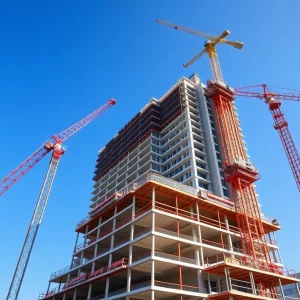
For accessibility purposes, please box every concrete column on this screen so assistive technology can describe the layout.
[87,283,92,299]
[97,216,102,238]
[224,267,230,291]
[217,278,221,293]
[151,212,155,255]
[193,76,224,196]
[195,202,205,293]
[278,279,285,299]
[126,195,136,293]
[224,216,234,257]
[195,202,204,264]
[111,206,118,249]
[227,267,232,290]
[72,288,77,300]
[151,202,155,291]
[62,293,66,300]
[151,290,155,300]
[151,260,155,292]
[105,207,117,298]
[207,272,211,293]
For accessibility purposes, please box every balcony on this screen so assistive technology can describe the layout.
[208,277,293,300]
[89,280,206,300]
[205,254,298,285]
[77,172,279,234]
[39,259,128,299]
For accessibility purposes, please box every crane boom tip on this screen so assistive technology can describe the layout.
[109,98,117,105]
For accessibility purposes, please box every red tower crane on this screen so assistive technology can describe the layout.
[234,84,300,192]
[3,98,116,300]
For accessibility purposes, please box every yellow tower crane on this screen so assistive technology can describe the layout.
[156,19,244,83]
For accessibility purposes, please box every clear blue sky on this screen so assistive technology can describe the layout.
[0,1,299,299]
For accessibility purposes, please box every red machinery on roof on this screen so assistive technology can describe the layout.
[2,98,116,300]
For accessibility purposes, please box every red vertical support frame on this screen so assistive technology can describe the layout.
[206,82,271,265]
[269,102,300,192]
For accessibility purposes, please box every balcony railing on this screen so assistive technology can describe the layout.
[76,172,240,229]
[50,228,151,281]
[89,280,204,300]
[155,227,243,253]
[40,259,128,299]
[74,203,152,254]
[205,253,297,278]
[77,172,278,231]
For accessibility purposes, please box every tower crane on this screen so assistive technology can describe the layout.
[3,98,116,300]
[158,20,278,294]
[234,84,300,192]
[156,19,244,82]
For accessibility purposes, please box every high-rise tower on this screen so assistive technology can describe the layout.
[38,74,299,300]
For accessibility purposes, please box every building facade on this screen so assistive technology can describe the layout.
[38,74,300,300]
[92,73,232,202]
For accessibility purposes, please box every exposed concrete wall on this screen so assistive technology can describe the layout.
[190,74,224,197]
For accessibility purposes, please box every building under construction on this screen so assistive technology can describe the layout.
[38,74,300,300]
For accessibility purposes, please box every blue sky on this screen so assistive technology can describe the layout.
[0,1,299,298]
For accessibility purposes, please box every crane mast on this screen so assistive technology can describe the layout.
[269,101,300,191]
[235,84,300,192]
[2,98,116,299]
[7,146,64,300]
